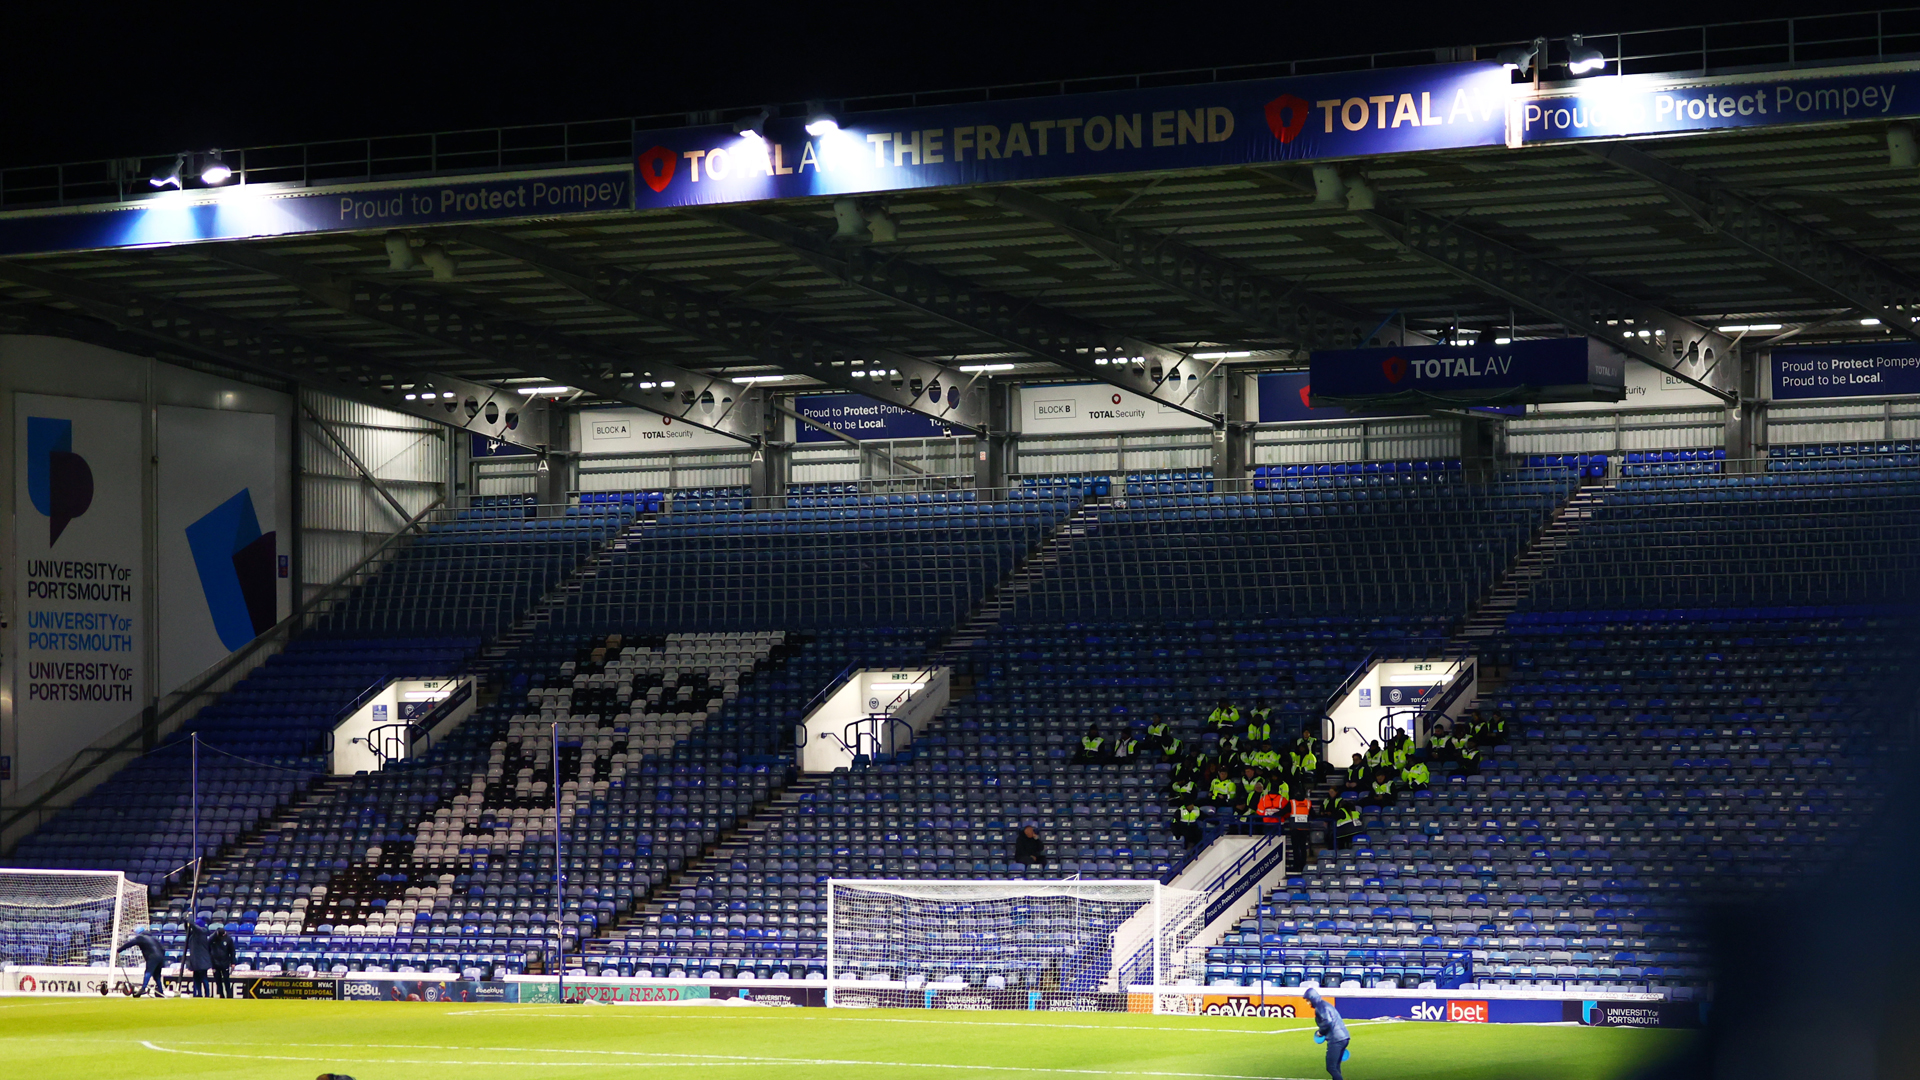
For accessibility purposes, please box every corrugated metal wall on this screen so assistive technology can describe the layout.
[1767,400,1920,445]
[474,458,541,496]
[1016,430,1212,476]
[300,391,448,603]
[1253,417,1461,464]
[1506,407,1726,455]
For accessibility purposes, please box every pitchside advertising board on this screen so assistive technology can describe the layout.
[1308,337,1625,406]
[630,63,1514,208]
[12,394,145,790]
[1770,342,1920,400]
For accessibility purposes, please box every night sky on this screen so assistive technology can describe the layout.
[3,1,1836,169]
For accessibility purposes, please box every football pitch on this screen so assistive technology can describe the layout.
[1,998,1692,1080]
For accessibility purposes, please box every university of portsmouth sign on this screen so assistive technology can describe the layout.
[1308,337,1624,406]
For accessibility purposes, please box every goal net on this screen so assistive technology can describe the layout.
[826,879,1206,1009]
[0,869,149,968]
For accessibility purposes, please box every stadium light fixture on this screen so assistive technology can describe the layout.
[731,375,789,383]
[958,363,1015,372]
[1566,35,1606,75]
[1494,337,1513,345]
[1496,37,1545,77]
[864,205,898,242]
[734,109,770,146]
[1192,351,1252,360]
[1717,323,1782,332]
[805,102,839,136]
[384,233,417,272]
[516,385,571,395]
[1863,318,1884,326]
[198,150,232,185]
[148,152,187,189]
[418,244,458,282]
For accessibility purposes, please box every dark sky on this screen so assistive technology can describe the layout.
[3,0,1834,169]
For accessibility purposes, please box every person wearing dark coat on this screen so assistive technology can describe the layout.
[208,925,237,999]
[184,918,212,998]
[1305,985,1351,1080]
[119,932,167,997]
[1013,825,1046,869]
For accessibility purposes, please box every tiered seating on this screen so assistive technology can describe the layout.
[130,629,923,977]
[5,637,473,893]
[0,907,117,967]
[324,495,637,635]
[1022,461,1575,617]
[557,486,1081,631]
[1203,607,1902,998]
[576,615,1452,981]
[1527,445,1920,608]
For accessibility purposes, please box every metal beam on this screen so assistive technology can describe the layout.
[691,207,1224,425]
[1584,143,1920,343]
[1349,205,1738,402]
[0,261,553,446]
[204,247,761,446]
[451,226,991,435]
[981,187,1433,350]
[301,402,427,533]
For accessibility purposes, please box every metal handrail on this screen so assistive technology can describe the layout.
[6,9,1919,208]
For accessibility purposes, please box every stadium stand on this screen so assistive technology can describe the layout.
[6,450,1909,1001]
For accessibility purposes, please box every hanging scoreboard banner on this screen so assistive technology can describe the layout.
[792,392,958,442]
[630,62,1513,209]
[1769,342,1920,400]
[1307,337,1625,406]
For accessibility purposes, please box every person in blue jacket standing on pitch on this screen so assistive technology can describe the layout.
[1304,985,1350,1080]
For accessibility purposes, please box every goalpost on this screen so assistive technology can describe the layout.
[825,879,1206,1010]
[0,869,150,969]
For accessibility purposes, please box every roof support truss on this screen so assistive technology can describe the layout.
[981,187,1432,350]
[1585,143,1920,344]
[207,247,760,445]
[0,260,551,447]
[694,207,1223,425]
[1351,204,1738,402]
[449,226,989,434]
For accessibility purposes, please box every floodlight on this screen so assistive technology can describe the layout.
[198,150,232,185]
[1566,35,1606,75]
[734,109,770,145]
[419,244,458,282]
[833,198,867,239]
[148,153,186,189]
[1496,37,1545,76]
[805,102,838,136]
[516,386,571,395]
[384,233,417,272]
[863,206,898,242]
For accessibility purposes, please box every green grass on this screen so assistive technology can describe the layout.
[1,998,1691,1079]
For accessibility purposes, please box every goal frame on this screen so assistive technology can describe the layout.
[0,868,142,968]
[824,878,1203,1008]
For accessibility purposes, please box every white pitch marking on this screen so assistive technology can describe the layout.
[139,1039,1321,1078]
[440,1006,1327,1036]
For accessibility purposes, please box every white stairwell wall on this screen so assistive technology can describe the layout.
[796,668,951,773]
[1155,835,1290,984]
[1324,657,1478,768]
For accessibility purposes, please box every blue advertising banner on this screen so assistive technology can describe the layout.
[0,170,633,257]
[1255,372,1522,421]
[1771,342,1920,399]
[1517,62,1920,144]
[631,63,1511,209]
[793,393,958,442]
[1308,338,1623,405]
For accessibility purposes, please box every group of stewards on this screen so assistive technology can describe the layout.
[1121,700,1510,855]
